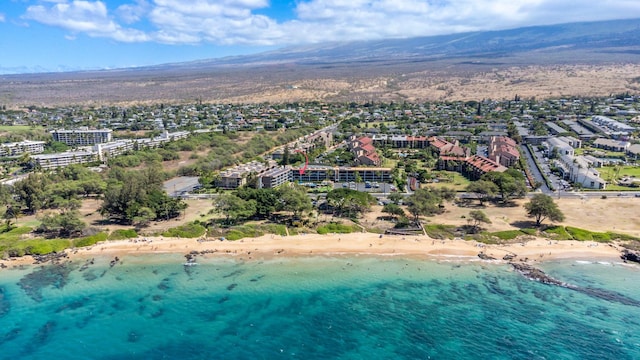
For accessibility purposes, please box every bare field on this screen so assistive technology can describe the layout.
[3,63,640,107]
[363,197,640,237]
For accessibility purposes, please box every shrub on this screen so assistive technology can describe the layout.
[424,224,456,239]
[74,233,108,247]
[108,229,138,240]
[565,226,593,241]
[490,230,524,241]
[162,223,206,238]
[608,232,640,241]
[22,239,71,255]
[543,226,572,240]
[317,223,358,235]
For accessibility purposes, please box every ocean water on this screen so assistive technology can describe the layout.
[1,255,639,360]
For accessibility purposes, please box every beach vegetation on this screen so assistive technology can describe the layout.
[73,233,108,247]
[17,238,71,255]
[108,229,138,240]
[210,223,288,240]
[316,222,360,234]
[543,225,573,239]
[161,222,206,238]
[424,224,457,239]
[489,230,524,241]
[525,194,565,226]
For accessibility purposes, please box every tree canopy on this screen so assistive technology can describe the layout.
[326,188,376,218]
[100,165,186,224]
[481,169,527,203]
[524,194,565,226]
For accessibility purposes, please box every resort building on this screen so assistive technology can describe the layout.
[545,138,575,157]
[554,154,606,189]
[32,151,97,170]
[259,166,293,189]
[0,140,46,157]
[94,141,135,162]
[592,138,630,152]
[289,165,392,184]
[349,136,381,166]
[218,160,278,189]
[488,136,520,168]
[438,155,507,180]
[51,128,113,146]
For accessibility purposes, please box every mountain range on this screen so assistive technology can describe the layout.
[1,18,639,106]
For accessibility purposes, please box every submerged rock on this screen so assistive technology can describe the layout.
[19,263,77,302]
[0,287,10,318]
[0,328,21,345]
[511,262,640,307]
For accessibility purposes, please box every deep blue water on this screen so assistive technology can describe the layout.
[1,255,639,359]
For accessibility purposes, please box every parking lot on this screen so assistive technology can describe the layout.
[298,181,396,194]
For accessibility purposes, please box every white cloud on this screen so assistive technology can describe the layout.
[0,13,5,23]
[19,0,640,47]
[115,0,151,24]
[23,1,149,42]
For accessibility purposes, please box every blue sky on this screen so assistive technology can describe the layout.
[1,0,639,74]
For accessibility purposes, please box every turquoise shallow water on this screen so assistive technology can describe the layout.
[1,255,639,359]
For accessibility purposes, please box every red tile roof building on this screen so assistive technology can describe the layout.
[488,136,520,167]
[438,155,507,180]
[349,135,382,166]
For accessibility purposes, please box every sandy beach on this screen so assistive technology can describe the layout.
[0,232,625,268]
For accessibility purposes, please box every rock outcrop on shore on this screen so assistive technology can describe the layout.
[620,249,640,264]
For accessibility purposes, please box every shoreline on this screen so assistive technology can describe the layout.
[0,232,628,268]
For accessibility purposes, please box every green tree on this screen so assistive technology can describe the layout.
[213,194,256,225]
[388,192,404,205]
[14,173,50,214]
[525,194,565,227]
[326,188,375,218]
[38,210,86,237]
[278,185,312,218]
[133,207,156,227]
[405,188,444,222]
[468,210,491,233]
[382,203,405,218]
[236,187,278,219]
[481,170,526,203]
[466,180,499,205]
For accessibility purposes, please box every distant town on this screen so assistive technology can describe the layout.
[2,95,639,193]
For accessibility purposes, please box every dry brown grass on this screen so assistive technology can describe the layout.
[3,63,640,108]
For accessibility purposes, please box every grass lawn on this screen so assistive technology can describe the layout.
[574,147,626,158]
[423,171,471,191]
[381,157,399,168]
[0,125,33,132]
[599,165,640,190]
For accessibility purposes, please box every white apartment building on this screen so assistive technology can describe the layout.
[51,128,113,146]
[0,140,46,157]
[32,151,97,170]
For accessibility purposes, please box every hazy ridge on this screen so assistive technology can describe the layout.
[1,18,640,106]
